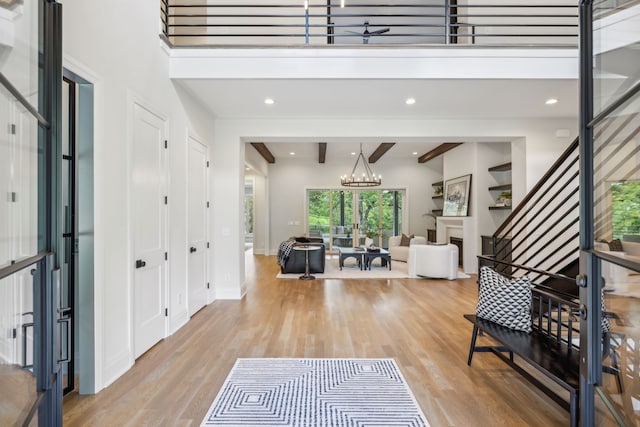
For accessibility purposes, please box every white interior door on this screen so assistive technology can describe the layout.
[187,136,208,316]
[132,103,166,359]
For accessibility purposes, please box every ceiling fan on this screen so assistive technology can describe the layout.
[347,21,390,44]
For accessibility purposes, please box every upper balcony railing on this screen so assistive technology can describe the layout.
[160,1,579,48]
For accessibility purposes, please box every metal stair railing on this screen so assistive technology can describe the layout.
[487,109,640,291]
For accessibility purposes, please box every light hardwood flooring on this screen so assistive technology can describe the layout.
[62,254,618,426]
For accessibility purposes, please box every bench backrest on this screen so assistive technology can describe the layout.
[531,287,580,350]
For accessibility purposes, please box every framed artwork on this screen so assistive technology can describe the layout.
[443,174,471,216]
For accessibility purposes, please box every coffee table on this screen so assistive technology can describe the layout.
[364,249,391,270]
[338,247,364,270]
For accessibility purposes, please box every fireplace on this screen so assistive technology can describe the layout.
[449,237,463,267]
[436,216,475,274]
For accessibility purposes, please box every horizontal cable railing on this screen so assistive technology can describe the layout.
[489,105,640,294]
[491,137,580,285]
[161,1,578,47]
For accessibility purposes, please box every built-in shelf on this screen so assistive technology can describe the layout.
[488,162,512,172]
[488,184,512,192]
[432,181,443,214]
[488,163,512,212]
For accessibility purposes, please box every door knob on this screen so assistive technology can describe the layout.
[190,247,197,253]
[135,259,146,268]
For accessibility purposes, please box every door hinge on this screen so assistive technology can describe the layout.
[165,252,168,261]
[12,328,16,339]
[206,201,210,208]
[165,308,168,317]
[207,282,210,289]
[206,161,210,168]
[164,140,168,149]
[164,196,168,205]
[11,192,16,202]
[207,242,210,249]
[10,124,16,135]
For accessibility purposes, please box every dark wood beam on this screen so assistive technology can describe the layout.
[250,142,275,164]
[368,142,395,164]
[318,142,327,164]
[418,142,464,163]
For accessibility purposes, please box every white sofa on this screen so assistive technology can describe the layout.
[407,243,459,280]
[594,240,640,288]
[388,235,427,262]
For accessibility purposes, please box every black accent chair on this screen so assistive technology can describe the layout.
[280,237,326,274]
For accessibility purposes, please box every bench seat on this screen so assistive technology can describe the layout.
[465,314,580,388]
[464,285,584,427]
[464,314,579,423]
[465,285,622,427]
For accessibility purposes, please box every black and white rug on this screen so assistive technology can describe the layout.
[201,358,430,427]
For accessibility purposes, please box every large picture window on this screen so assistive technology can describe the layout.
[610,181,640,240]
[307,189,403,251]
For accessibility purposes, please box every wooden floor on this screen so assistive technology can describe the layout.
[62,254,614,426]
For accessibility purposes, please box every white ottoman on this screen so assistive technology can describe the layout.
[408,244,459,280]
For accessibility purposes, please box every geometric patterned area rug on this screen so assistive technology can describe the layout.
[200,358,431,426]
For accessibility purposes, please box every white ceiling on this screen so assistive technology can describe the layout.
[175,77,578,160]
[177,78,578,120]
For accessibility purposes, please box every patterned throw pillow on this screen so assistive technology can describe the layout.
[400,233,411,246]
[602,292,612,333]
[476,266,533,333]
[608,239,624,252]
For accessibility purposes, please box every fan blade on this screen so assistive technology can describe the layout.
[345,30,363,36]
[369,28,390,35]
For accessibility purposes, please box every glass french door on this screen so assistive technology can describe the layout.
[307,189,403,252]
[60,77,76,395]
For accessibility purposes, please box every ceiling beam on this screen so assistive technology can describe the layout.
[368,142,396,163]
[250,142,275,164]
[418,142,463,163]
[318,142,327,164]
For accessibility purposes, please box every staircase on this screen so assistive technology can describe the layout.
[484,111,640,297]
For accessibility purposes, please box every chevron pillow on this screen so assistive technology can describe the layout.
[476,266,533,333]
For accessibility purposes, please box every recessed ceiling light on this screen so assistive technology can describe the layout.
[545,98,558,105]
[289,152,295,156]
[412,152,418,156]
[264,98,275,105]
[405,98,416,105]
[351,152,356,156]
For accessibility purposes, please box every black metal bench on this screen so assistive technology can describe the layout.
[465,287,584,427]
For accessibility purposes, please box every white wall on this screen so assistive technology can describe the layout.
[62,0,215,393]
[208,117,578,285]
[58,0,579,394]
[267,155,439,252]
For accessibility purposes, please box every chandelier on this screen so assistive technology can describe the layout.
[340,144,381,187]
